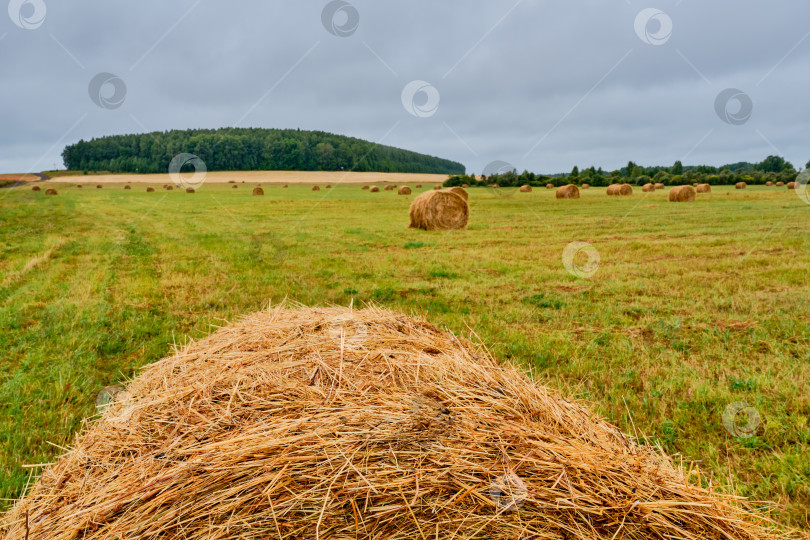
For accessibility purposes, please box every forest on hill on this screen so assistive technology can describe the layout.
[61,128,466,175]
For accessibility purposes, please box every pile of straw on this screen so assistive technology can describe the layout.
[546,183,554,189]
[519,185,532,192]
[124,185,131,190]
[654,183,665,190]
[186,188,195,194]
[233,185,238,189]
[397,186,412,195]
[252,187,264,196]
[787,182,796,189]
[735,182,747,189]
[555,184,580,199]
[581,184,590,189]
[696,184,711,193]
[766,181,774,186]
[312,186,321,192]
[642,183,654,193]
[607,184,633,196]
[385,185,395,191]
[669,185,696,202]
[362,185,370,190]
[146,187,155,193]
[409,190,468,230]
[370,186,380,193]
[31,186,40,191]
[44,188,57,196]
[0,306,787,540]
[434,184,442,190]
[96,185,103,189]
[776,182,785,187]
[415,184,422,188]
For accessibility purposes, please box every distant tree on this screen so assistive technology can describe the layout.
[625,161,637,178]
[671,160,683,175]
[806,159,810,171]
[631,166,644,179]
[755,155,794,173]
[570,166,579,177]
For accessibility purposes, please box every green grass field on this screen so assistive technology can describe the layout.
[1,182,808,531]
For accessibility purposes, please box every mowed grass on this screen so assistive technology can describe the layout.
[1,182,808,530]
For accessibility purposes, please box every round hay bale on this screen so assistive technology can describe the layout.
[96,185,102,189]
[166,185,174,191]
[462,184,469,188]
[766,181,774,186]
[581,184,590,189]
[385,185,395,191]
[555,184,580,199]
[76,184,83,188]
[228,180,235,184]
[519,185,532,193]
[446,186,469,201]
[44,188,57,196]
[654,183,665,190]
[326,184,332,189]
[370,186,380,192]
[415,184,422,188]
[409,190,469,231]
[124,185,131,190]
[669,185,696,202]
[252,187,264,196]
[641,183,654,193]
[735,182,747,189]
[434,184,442,190]
[0,306,780,540]
[787,182,796,189]
[397,186,412,195]
[546,183,554,189]
[607,184,632,196]
[362,185,370,190]
[146,187,155,192]
[232,185,238,189]
[696,183,711,193]
[312,186,320,191]
[491,184,499,189]
[283,184,288,188]
[186,188,195,193]
[31,185,41,191]
[776,181,785,187]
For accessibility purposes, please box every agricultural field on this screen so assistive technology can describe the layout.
[48,170,449,185]
[0,181,808,531]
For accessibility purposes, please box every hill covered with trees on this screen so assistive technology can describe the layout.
[61,128,465,175]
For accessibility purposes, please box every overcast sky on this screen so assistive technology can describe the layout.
[2,0,809,175]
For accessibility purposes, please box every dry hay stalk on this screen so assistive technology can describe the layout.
[787,182,796,189]
[735,182,747,189]
[252,187,264,196]
[186,188,195,193]
[369,186,380,193]
[434,184,442,190]
[641,183,654,193]
[44,188,57,196]
[31,186,41,191]
[607,184,633,196]
[546,183,554,189]
[397,186,412,195]
[312,185,320,191]
[0,306,789,540]
[696,183,711,193]
[362,185,370,190]
[409,190,469,230]
[124,185,131,190]
[654,183,665,190]
[669,185,696,202]
[766,181,774,186]
[581,184,590,189]
[519,185,532,192]
[445,186,469,201]
[556,184,580,199]
[146,187,155,193]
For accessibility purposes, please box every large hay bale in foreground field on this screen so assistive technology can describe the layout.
[696,183,711,193]
[787,182,796,189]
[44,188,57,196]
[409,190,469,230]
[556,184,580,199]
[0,306,783,540]
[642,183,654,192]
[446,186,469,201]
[520,184,532,192]
[31,185,41,191]
[252,187,264,196]
[669,185,696,202]
[607,183,633,196]
[736,182,747,189]
[397,186,412,195]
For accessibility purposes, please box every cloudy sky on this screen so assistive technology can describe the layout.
[2,0,809,175]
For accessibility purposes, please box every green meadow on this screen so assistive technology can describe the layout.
[1,182,808,530]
